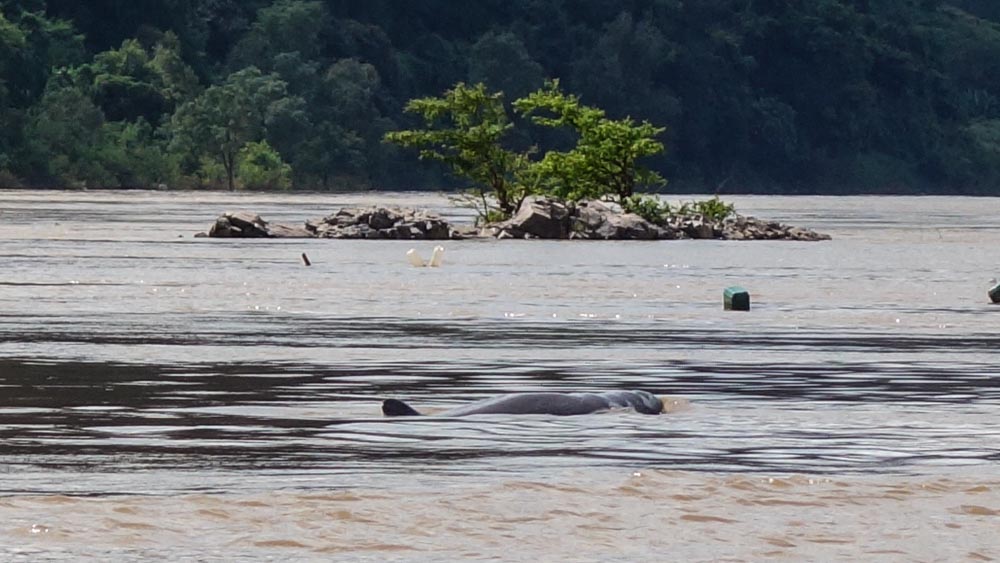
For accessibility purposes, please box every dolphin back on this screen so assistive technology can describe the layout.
[441,390,664,417]
[601,390,663,415]
[382,390,664,417]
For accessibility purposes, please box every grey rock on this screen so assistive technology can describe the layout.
[326,225,365,239]
[503,196,571,239]
[360,208,401,230]
[389,225,415,240]
[267,223,313,238]
[209,211,270,238]
[684,220,715,240]
[301,206,456,239]
[610,213,660,240]
[305,218,324,233]
[574,202,607,230]
[593,220,620,240]
[485,197,675,240]
[421,220,451,240]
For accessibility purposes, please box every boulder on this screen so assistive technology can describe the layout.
[569,200,611,239]
[418,219,452,240]
[486,196,685,240]
[390,224,423,240]
[682,218,715,240]
[614,213,662,240]
[330,209,362,227]
[359,208,402,230]
[592,212,656,240]
[592,220,619,240]
[266,223,313,238]
[209,211,270,238]
[501,196,572,239]
[306,206,455,240]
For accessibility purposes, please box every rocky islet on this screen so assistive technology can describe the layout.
[202,196,830,242]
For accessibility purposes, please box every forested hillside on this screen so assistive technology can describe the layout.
[2,0,1000,193]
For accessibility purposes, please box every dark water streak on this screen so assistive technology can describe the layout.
[2,332,998,493]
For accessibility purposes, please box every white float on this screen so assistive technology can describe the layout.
[407,246,446,268]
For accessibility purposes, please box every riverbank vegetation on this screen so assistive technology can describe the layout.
[2,1,1000,193]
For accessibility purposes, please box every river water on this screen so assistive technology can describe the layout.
[0,190,998,561]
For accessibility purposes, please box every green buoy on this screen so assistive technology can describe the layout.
[724,286,751,311]
[990,280,1000,304]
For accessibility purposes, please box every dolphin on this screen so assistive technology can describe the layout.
[382,390,664,417]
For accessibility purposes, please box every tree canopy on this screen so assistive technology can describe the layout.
[1,0,1000,193]
[385,82,528,217]
[385,80,669,222]
[515,79,666,202]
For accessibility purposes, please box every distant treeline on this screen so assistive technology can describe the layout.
[1,0,1000,194]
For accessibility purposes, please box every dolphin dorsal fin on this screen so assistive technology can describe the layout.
[382,399,422,417]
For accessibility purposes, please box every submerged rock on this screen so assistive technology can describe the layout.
[718,215,830,241]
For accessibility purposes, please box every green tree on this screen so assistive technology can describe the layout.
[228,0,331,71]
[1,9,85,107]
[384,82,531,217]
[293,58,381,188]
[169,67,301,190]
[570,12,676,126]
[93,119,179,187]
[0,13,26,87]
[65,34,199,124]
[150,31,200,106]
[514,80,666,202]
[23,82,178,188]
[78,38,168,122]
[237,140,292,190]
[468,31,545,101]
[0,8,84,182]
[318,58,388,183]
[0,12,26,170]
[24,84,106,185]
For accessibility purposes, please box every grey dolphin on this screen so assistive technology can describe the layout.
[382,390,664,417]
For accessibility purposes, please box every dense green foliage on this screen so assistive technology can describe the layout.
[515,79,666,202]
[2,0,1000,193]
[623,194,736,225]
[385,80,666,220]
[385,82,530,216]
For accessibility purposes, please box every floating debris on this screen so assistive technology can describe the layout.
[406,249,426,268]
[724,286,751,311]
[429,246,445,268]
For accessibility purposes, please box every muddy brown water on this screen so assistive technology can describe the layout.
[0,190,998,561]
